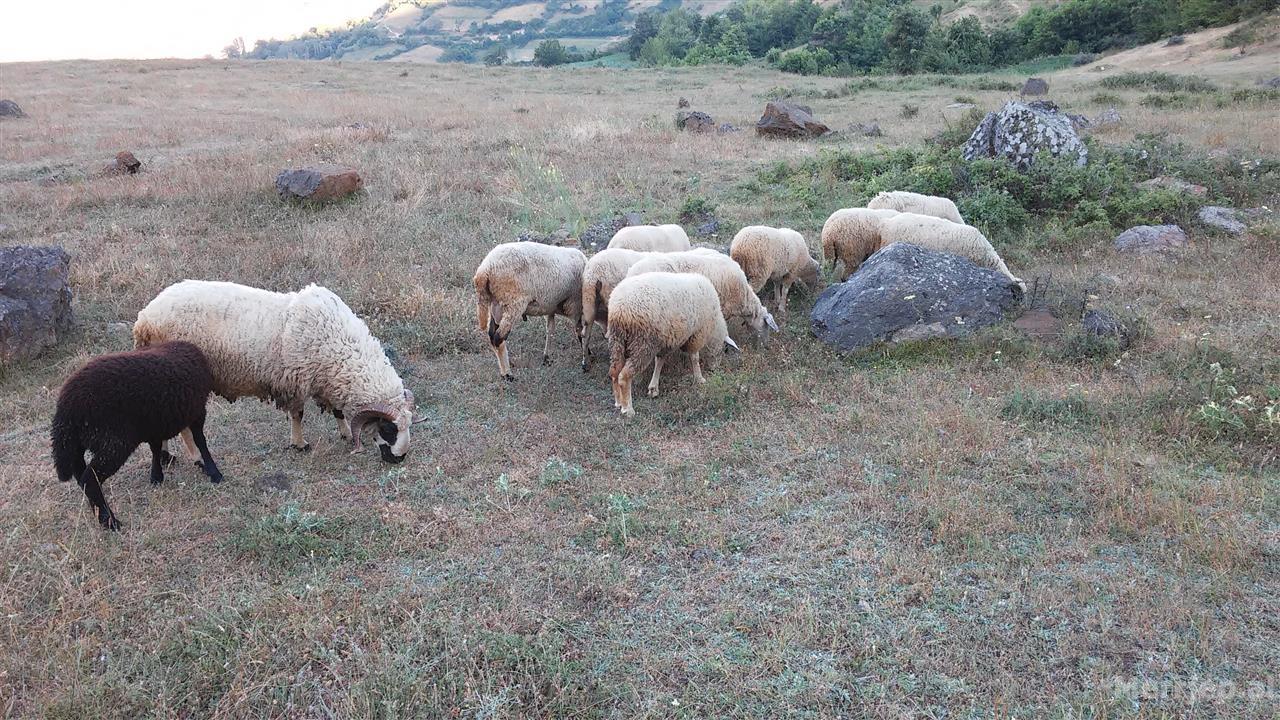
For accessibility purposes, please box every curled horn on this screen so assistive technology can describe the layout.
[348,403,397,453]
[404,387,427,424]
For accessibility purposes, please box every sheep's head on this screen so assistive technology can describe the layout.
[350,388,416,463]
[745,302,779,336]
[797,256,822,291]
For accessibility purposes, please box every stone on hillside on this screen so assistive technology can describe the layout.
[1095,107,1122,126]
[1067,114,1092,131]
[810,243,1022,354]
[962,100,1087,170]
[677,97,690,108]
[0,100,26,118]
[1114,224,1188,255]
[275,164,363,202]
[1081,308,1131,348]
[1136,176,1206,196]
[755,101,829,139]
[848,122,882,137]
[0,245,74,364]
[101,151,141,177]
[1197,206,1245,235]
[717,123,740,133]
[1258,77,1280,89]
[675,110,716,133]
[1020,78,1049,96]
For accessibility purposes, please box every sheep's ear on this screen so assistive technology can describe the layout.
[724,336,741,353]
[764,312,779,332]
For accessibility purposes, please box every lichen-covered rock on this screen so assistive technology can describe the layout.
[1197,206,1246,235]
[1137,176,1206,196]
[1114,225,1188,255]
[755,101,829,139]
[0,245,74,364]
[962,100,1087,170]
[275,164,363,202]
[1095,108,1122,126]
[0,100,26,118]
[810,243,1022,354]
[1081,308,1131,348]
[675,110,716,133]
[101,151,141,177]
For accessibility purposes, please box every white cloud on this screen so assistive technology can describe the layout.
[0,0,387,62]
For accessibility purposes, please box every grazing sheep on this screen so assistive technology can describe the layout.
[867,191,964,223]
[820,208,901,281]
[51,341,223,530]
[473,241,587,380]
[880,213,1026,290]
[607,224,691,252]
[729,226,821,315]
[580,247,651,371]
[134,280,416,463]
[607,272,739,416]
[626,250,779,337]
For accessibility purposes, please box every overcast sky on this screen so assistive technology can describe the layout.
[0,0,386,62]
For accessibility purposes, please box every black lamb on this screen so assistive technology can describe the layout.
[51,340,224,530]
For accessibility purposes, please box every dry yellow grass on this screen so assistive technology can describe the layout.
[0,56,1276,717]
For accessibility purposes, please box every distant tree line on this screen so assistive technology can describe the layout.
[624,0,1279,75]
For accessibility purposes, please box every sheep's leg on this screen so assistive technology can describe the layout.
[647,355,664,397]
[189,417,224,484]
[289,409,309,452]
[490,301,525,381]
[617,347,655,417]
[178,429,200,464]
[690,351,706,384]
[581,320,593,372]
[333,408,351,440]
[78,443,129,530]
[148,441,167,485]
[542,314,555,366]
[780,279,795,315]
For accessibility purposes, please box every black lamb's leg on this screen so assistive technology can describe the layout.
[149,441,167,485]
[189,419,224,484]
[79,445,130,531]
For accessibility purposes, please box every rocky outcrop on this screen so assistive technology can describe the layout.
[0,245,74,364]
[1114,225,1188,255]
[755,101,829,139]
[810,243,1022,354]
[1197,206,1245,235]
[275,164,363,202]
[962,100,1087,170]
[675,110,716,133]
[0,100,26,118]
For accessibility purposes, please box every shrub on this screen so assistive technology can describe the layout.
[900,103,920,119]
[1099,71,1217,93]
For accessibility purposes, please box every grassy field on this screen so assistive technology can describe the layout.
[0,48,1277,718]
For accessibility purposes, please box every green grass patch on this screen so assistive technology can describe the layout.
[1001,391,1096,427]
[1099,71,1217,93]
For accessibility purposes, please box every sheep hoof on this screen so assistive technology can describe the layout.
[291,442,312,453]
[503,374,516,382]
[581,361,590,373]
[150,472,165,486]
[208,471,224,484]
[647,387,659,398]
[620,408,634,417]
[542,355,552,367]
[100,513,120,531]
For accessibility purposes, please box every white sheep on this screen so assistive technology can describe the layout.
[133,280,416,462]
[867,191,964,223]
[880,212,1025,290]
[626,250,778,337]
[579,247,652,371]
[607,224,691,252]
[607,271,738,416]
[820,208,901,281]
[473,241,587,380]
[728,225,821,315]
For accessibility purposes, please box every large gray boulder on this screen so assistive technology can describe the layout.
[1114,224,1188,255]
[0,100,26,118]
[1197,206,1245,235]
[810,243,1022,354]
[0,245,74,364]
[962,100,1087,170]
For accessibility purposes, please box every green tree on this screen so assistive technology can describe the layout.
[884,6,930,73]
[533,39,569,66]
[483,45,507,66]
[716,22,751,64]
[628,11,661,59]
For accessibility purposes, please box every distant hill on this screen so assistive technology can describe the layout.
[242,0,739,64]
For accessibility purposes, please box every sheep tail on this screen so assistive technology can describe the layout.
[50,418,82,483]
[582,279,601,328]
[475,275,492,334]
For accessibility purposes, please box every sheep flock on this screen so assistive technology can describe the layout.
[48,190,1022,530]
